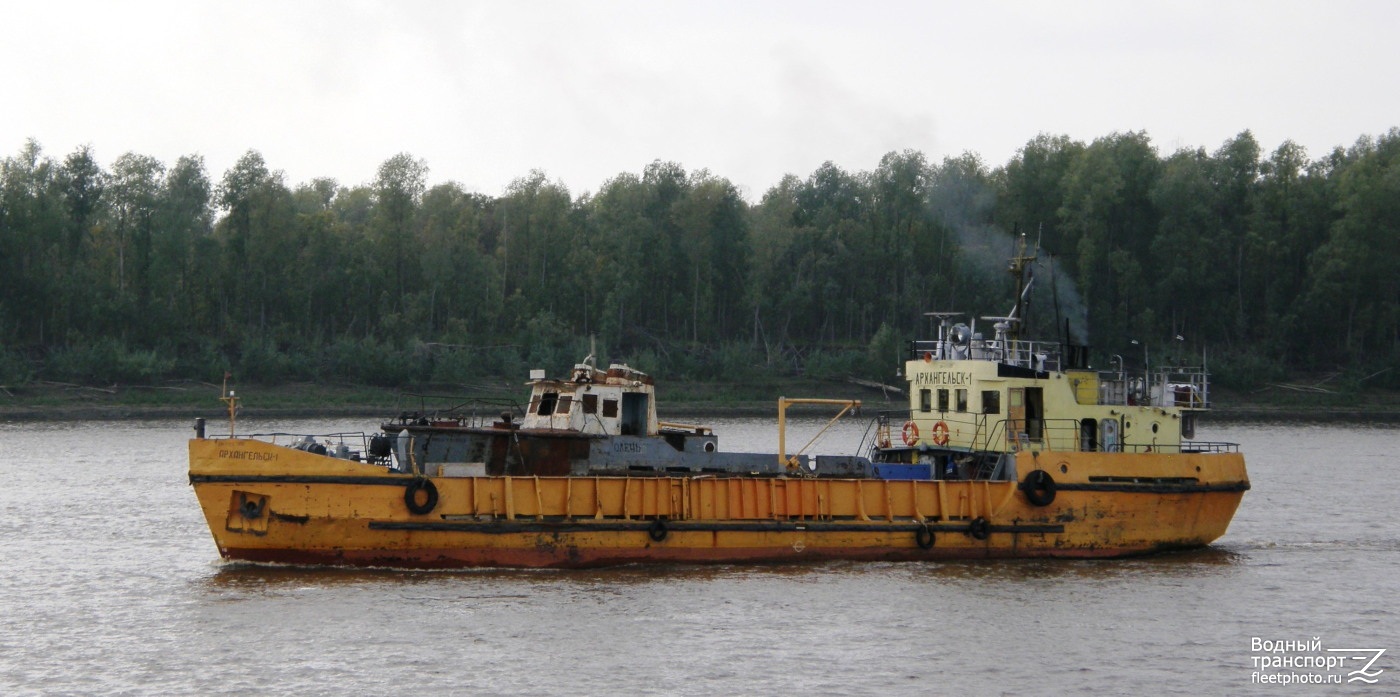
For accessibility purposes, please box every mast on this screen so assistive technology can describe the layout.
[1006,233,1037,342]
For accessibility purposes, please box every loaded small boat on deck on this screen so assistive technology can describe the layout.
[188,245,1248,568]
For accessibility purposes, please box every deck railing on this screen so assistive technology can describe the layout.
[872,411,1238,455]
[908,338,1064,372]
[392,394,526,427]
[204,430,389,462]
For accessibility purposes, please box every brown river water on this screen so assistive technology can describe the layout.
[0,416,1396,695]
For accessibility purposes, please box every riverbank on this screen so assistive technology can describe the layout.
[1,378,1398,423]
[0,378,818,421]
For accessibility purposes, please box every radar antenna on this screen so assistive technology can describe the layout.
[923,312,962,359]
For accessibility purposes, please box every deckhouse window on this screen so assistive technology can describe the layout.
[582,393,598,414]
[937,389,949,412]
[955,389,967,412]
[982,390,1000,414]
[602,398,619,418]
[557,395,573,414]
[919,389,932,413]
[537,391,559,416]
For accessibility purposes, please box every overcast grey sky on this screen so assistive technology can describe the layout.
[4,1,1396,200]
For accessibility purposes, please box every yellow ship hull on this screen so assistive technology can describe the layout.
[190,438,1248,568]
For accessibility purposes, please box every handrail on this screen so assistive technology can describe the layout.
[867,411,1244,458]
[393,394,526,426]
[1121,441,1240,454]
[658,421,712,435]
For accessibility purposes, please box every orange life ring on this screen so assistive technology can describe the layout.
[901,421,920,446]
[931,420,950,446]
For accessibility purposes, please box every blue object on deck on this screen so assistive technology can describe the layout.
[873,463,932,480]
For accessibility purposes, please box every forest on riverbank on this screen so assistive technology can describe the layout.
[1,128,1397,397]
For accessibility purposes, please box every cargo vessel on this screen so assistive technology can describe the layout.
[188,241,1248,568]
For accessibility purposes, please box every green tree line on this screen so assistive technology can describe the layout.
[1,129,1396,390]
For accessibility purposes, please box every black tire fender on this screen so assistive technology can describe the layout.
[404,478,439,515]
[647,519,669,542]
[968,517,990,540]
[1021,469,1057,507]
[916,524,935,550]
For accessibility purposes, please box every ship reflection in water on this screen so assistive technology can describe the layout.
[199,544,1248,590]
